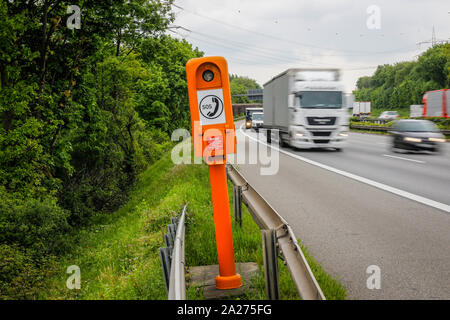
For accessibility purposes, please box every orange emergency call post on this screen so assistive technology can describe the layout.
[186,56,242,290]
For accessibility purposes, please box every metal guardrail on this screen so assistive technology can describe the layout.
[350,123,450,135]
[159,205,187,300]
[350,124,390,132]
[351,118,389,125]
[227,165,326,300]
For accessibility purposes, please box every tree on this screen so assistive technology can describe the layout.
[59,54,154,223]
[138,35,204,133]
[0,0,175,199]
[105,0,174,57]
[229,74,261,104]
[353,44,450,110]
[230,74,261,90]
[415,45,448,87]
[1,0,202,298]
[356,76,371,89]
[230,81,250,104]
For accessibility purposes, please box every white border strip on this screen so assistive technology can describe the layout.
[383,154,425,164]
[239,125,450,213]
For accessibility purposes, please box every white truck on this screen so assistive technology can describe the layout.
[245,107,263,129]
[250,112,264,131]
[352,101,371,117]
[410,104,424,118]
[263,68,349,150]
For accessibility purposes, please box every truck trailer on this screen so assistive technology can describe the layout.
[352,101,371,117]
[262,68,349,150]
[422,89,449,118]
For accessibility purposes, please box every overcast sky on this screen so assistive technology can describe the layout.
[169,0,450,92]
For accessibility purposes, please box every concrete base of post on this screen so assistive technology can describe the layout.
[187,262,259,299]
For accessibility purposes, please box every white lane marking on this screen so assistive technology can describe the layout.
[383,154,425,164]
[239,124,450,213]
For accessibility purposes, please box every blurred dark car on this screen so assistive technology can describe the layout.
[390,119,445,153]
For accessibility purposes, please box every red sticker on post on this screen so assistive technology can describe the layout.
[206,136,224,152]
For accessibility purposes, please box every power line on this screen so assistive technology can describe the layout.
[187,27,423,65]
[170,29,330,66]
[172,3,420,56]
[169,30,298,65]
[169,29,380,71]
[176,31,303,64]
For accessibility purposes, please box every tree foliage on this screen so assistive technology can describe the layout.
[229,74,261,103]
[137,35,204,133]
[353,44,450,110]
[0,0,203,298]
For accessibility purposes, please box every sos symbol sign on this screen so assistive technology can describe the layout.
[197,88,226,126]
[199,95,224,119]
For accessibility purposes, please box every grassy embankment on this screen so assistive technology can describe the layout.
[39,141,346,300]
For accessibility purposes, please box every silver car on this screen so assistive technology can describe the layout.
[379,111,399,120]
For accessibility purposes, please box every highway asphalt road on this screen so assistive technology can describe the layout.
[233,123,450,299]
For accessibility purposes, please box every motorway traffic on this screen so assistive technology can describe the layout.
[235,122,450,299]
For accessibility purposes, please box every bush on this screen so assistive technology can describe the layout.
[0,244,41,299]
[0,188,70,255]
[0,189,68,299]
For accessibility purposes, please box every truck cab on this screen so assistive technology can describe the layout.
[289,83,348,150]
[263,68,348,150]
[286,69,349,150]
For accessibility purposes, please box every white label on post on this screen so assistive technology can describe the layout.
[197,88,226,126]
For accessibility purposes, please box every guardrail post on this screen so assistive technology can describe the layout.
[164,233,173,251]
[168,223,177,247]
[233,185,242,227]
[262,229,280,300]
[159,247,171,293]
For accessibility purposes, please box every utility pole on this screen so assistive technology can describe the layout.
[417,26,448,48]
[431,26,436,46]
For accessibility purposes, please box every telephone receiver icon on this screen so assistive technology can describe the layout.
[207,97,220,117]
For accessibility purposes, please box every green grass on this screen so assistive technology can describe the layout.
[39,141,346,300]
